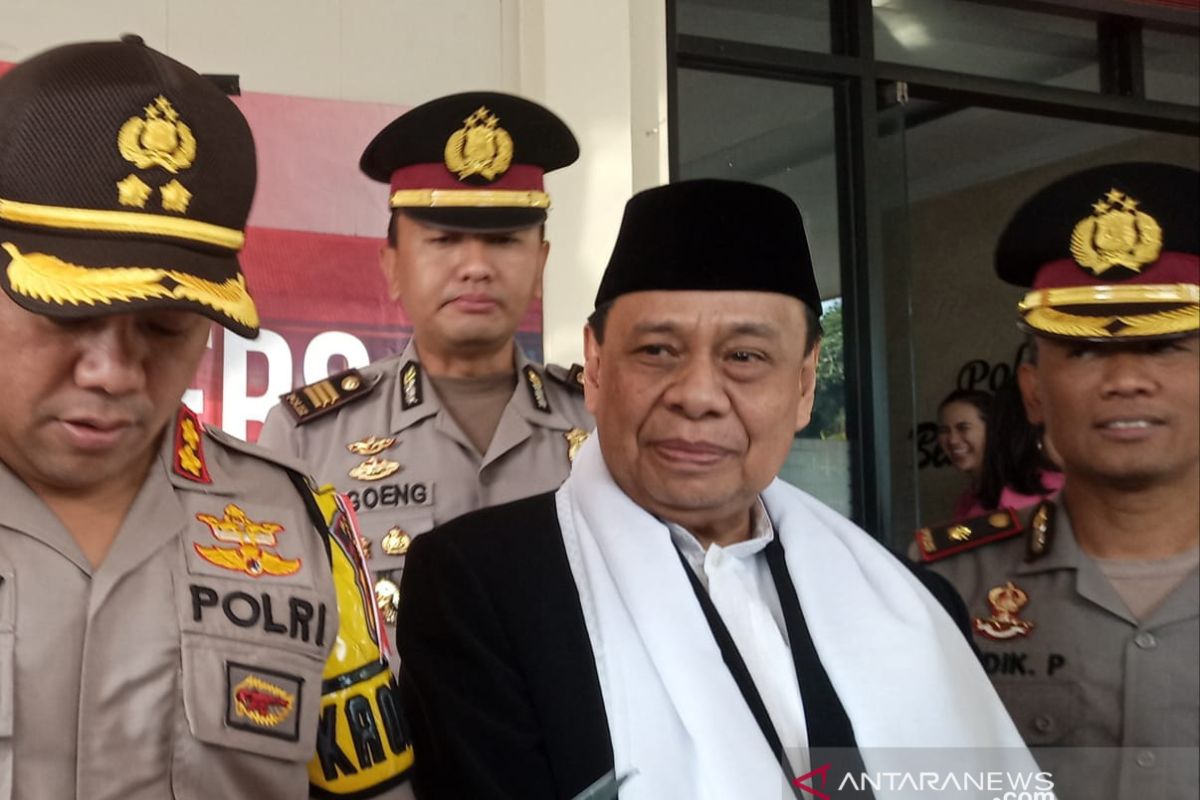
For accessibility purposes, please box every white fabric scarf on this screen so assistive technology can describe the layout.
[556,437,1040,800]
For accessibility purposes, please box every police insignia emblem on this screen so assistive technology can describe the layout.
[349,456,402,482]
[974,581,1035,640]
[443,105,514,181]
[1070,187,1163,275]
[381,526,411,556]
[375,578,401,625]
[347,435,396,456]
[565,427,589,463]
[194,504,302,578]
[232,674,295,728]
[524,365,550,413]
[401,361,422,410]
[118,95,197,173]
[173,406,211,483]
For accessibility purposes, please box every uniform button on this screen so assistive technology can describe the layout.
[1134,632,1158,650]
[1136,750,1156,768]
[1032,715,1055,733]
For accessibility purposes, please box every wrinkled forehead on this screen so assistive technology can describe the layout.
[607,289,810,334]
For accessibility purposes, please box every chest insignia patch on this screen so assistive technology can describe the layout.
[565,427,589,463]
[194,504,302,578]
[349,456,402,482]
[226,662,302,741]
[381,526,412,556]
[974,581,1035,641]
[347,435,396,456]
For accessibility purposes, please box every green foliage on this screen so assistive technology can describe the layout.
[800,299,846,440]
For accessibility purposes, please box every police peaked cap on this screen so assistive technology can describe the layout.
[0,36,261,337]
[996,162,1198,342]
[360,91,579,232]
[594,179,823,317]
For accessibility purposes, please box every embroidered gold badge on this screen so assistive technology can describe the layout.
[346,435,396,456]
[116,174,152,208]
[349,456,402,482]
[443,106,514,181]
[232,674,295,727]
[117,95,197,174]
[177,415,204,478]
[565,427,589,463]
[974,581,1035,640]
[375,578,401,625]
[1070,188,1162,275]
[381,526,411,556]
[194,504,301,578]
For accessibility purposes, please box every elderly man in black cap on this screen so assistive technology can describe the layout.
[919,162,1199,800]
[0,38,412,799]
[396,180,1039,800]
[259,93,592,627]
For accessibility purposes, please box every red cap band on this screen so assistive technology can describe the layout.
[389,163,545,194]
[1033,252,1200,290]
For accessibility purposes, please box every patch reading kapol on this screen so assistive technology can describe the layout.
[226,662,303,741]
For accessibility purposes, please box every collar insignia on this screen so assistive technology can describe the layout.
[346,435,396,456]
[524,365,551,413]
[349,456,402,482]
[401,361,423,410]
[444,106,513,181]
[974,581,1035,640]
[194,503,301,578]
[565,427,589,463]
[173,405,211,484]
[1070,187,1162,276]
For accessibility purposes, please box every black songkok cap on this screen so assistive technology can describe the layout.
[0,35,260,337]
[594,179,822,316]
[995,162,1198,342]
[360,91,579,232]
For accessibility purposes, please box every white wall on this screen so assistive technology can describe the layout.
[0,0,668,366]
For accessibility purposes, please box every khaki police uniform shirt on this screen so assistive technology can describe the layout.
[928,501,1199,800]
[258,340,593,598]
[0,410,413,800]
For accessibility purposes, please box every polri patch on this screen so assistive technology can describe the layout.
[226,662,303,741]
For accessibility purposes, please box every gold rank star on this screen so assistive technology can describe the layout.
[117,174,152,208]
[160,179,192,213]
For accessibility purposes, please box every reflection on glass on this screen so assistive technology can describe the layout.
[675,0,830,52]
[676,68,850,515]
[1144,27,1200,105]
[873,0,1099,90]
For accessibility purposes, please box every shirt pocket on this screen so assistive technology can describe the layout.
[992,677,1081,746]
[172,634,325,800]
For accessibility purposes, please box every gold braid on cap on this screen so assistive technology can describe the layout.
[1022,305,1199,339]
[3,242,259,329]
[389,189,550,209]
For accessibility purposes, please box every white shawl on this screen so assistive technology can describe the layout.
[556,437,1040,800]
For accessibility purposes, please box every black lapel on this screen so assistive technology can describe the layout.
[765,536,874,799]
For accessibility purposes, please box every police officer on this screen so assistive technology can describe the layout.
[259,93,592,625]
[916,163,1199,800]
[0,38,412,798]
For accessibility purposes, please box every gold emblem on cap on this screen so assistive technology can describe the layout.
[116,174,152,209]
[974,581,1035,640]
[565,428,589,463]
[375,578,401,625]
[347,435,396,456]
[349,456,402,481]
[1070,188,1163,276]
[118,96,197,174]
[444,106,514,181]
[382,526,412,556]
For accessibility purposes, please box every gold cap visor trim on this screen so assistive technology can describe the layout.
[1019,283,1199,310]
[0,197,245,251]
[1019,282,1199,339]
[3,242,259,330]
[389,189,551,209]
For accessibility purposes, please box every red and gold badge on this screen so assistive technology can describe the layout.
[974,581,1035,640]
[194,503,301,578]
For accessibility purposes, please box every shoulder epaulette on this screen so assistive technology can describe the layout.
[172,405,212,484]
[545,362,586,394]
[279,367,375,425]
[914,507,1021,563]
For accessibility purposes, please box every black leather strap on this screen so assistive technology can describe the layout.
[673,547,805,799]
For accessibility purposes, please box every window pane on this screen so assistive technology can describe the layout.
[676,0,831,53]
[873,0,1100,90]
[676,69,850,516]
[1144,26,1200,105]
